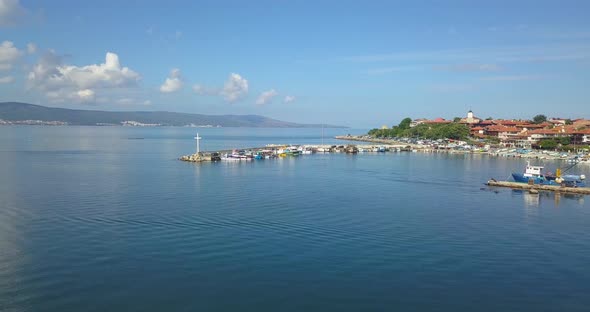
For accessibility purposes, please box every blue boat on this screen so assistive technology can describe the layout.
[512,161,586,187]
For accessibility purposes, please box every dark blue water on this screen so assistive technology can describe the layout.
[1,126,589,312]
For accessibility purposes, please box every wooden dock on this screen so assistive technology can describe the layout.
[487,180,590,195]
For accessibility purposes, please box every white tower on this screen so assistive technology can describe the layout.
[194,133,202,154]
[467,110,474,119]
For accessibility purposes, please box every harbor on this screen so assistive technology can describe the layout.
[180,133,590,198]
[179,143,411,162]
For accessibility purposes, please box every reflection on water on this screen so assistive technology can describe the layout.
[523,192,540,207]
[516,189,586,208]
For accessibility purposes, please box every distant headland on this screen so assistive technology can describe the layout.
[0,102,346,128]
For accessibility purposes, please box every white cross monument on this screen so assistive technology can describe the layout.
[194,133,202,155]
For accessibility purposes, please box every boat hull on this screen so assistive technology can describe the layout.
[512,173,586,187]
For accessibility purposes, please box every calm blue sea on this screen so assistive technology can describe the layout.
[1,126,589,312]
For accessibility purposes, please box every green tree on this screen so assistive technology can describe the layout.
[558,137,571,145]
[453,117,461,123]
[565,119,573,125]
[538,139,557,150]
[532,114,547,124]
[398,117,412,130]
[486,117,493,120]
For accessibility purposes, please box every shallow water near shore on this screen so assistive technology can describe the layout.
[1,126,589,312]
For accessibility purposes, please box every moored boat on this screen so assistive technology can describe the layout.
[511,161,586,187]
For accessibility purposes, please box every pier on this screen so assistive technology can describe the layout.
[179,143,412,162]
[486,180,590,195]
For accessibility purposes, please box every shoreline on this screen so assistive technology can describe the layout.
[335,135,590,161]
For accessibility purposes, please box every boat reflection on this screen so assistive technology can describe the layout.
[513,190,586,208]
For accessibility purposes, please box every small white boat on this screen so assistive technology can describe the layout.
[222,153,252,161]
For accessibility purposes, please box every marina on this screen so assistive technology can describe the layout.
[179,134,590,163]
[178,143,410,162]
[179,133,413,162]
[179,134,590,198]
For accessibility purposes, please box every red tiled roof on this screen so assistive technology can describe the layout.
[493,119,518,124]
[571,129,590,135]
[528,129,564,135]
[516,123,544,128]
[424,118,452,124]
[485,125,521,133]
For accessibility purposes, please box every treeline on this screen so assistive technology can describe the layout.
[368,118,470,140]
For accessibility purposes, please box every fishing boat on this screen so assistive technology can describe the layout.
[511,161,586,187]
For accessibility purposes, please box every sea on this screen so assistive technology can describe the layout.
[0,126,589,312]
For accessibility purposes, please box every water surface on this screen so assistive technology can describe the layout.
[0,126,589,312]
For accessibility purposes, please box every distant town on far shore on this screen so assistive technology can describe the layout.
[368,110,590,150]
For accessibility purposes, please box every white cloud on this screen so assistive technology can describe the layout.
[28,50,141,103]
[256,89,278,105]
[26,42,36,54]
[0,75,14,83]
[283,95,296,104]
[193,73,249,103]
[220,73,248,102]
[0,41,21,69]
[0,0,27,27]
[159,68,183,93]
[77,89,95,101]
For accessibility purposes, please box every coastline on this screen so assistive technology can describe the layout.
[335,135,590,161]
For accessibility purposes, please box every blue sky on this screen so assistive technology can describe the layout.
[1,0,589,127]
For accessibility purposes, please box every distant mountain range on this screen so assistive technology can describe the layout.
[0,102,345,128]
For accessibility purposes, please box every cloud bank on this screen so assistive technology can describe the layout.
[27,51,141,103]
